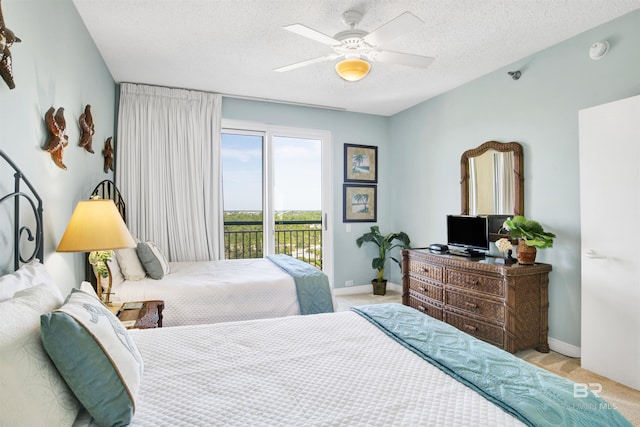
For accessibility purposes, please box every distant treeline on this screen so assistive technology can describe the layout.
[224,211,321,229]
[223,210,323,268]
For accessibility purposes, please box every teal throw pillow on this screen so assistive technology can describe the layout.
[136,241,170,280]
[40,289,144,427]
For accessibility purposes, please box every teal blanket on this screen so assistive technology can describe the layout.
[352,303,632,427]
[267,255,334,315]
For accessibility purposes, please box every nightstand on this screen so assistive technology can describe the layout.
[117,300,164,329]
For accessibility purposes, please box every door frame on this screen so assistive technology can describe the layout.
[222,119,333,286]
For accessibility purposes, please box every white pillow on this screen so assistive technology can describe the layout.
[0,284,80,425]
[0,261,60,302]
[115,248,146,280]
[79,280,100,300]
[107,256,125,286]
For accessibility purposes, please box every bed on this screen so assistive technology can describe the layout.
[87,180,334,326]
[0,150,633,426]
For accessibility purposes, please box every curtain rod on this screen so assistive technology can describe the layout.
[118,81,346,112]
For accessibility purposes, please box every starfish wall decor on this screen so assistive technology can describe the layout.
[103,137,114,173]
[0,0,21,89]
[43,107,69,170]
[79,104,95,153]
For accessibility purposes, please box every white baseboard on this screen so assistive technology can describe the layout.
[333,282,402,296]
[548,337,581,358]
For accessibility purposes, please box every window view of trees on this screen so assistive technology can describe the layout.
[221,131,323,270]
[224,210,322,268]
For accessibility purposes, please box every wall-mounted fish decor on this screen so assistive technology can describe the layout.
[0,0,21,89]
[79,104,95,153]
[43,107,69,170]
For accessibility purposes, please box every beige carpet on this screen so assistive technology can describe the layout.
[334,291,640,425]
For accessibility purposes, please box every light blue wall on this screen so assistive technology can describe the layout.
[222,98,391,290]
[390,9,640,348]
[3,0,638,349]
[0,0,115,295]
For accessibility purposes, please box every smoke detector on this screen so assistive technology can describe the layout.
[589,41,609,60]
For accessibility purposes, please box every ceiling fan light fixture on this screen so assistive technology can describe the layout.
[335,58,370,81]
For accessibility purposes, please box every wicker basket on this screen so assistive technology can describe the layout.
[372,279,387,295]
[517,239,537,264]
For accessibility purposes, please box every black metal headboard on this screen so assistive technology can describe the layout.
[0,150,44,271]
[90,179,126,222]
[85,179,127,285]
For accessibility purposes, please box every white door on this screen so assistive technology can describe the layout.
[579,94,640,390]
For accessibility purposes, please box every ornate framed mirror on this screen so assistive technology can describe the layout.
[460,141,524,218]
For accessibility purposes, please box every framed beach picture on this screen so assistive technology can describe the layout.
[344,144,378,183]
[343,184,377,223]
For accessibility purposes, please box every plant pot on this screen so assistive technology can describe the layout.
[517,239,537,264]
[372,279,387,296]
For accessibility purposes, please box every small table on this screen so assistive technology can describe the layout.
[116,300,164,329]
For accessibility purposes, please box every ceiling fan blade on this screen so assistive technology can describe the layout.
[373,50,434,68]
[282,24,340,46]
[274,54,340,72]
[363,12,424,46]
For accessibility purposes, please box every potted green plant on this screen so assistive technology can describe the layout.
[502,216,555,264]
[356,226,411,295]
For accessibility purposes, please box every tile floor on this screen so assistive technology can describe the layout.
[334,290,402,312]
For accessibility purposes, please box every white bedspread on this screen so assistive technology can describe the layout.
[119,311,524,426]
[111,258,300,326]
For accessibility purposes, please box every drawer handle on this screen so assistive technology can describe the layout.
[464,302,478,309]
[463,324,478,332]
[418,286,427,292]
[420,267,429,274]
[417,305,426,312]
[470,279,481,286]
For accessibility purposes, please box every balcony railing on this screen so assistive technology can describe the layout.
[224,220,322,269]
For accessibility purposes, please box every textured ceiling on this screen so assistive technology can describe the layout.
[72,0,640,116]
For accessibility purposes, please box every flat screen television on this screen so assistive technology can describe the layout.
[447,215,489,254]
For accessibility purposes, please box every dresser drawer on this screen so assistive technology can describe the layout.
[408,277,442,301]
[445,311,504,348]
[445,290,504,323]
[408,293,443,320]
[445,270,503,297]
[408,259,443,282]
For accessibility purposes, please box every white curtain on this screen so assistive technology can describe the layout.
[468,158,478,215]
[494,152,514,214]
[116,83,223,261]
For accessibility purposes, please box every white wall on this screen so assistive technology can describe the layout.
[0,0,115,295]
[390,9,640,350]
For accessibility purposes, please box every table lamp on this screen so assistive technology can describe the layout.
[57,199,135,304]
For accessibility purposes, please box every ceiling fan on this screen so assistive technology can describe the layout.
[274,9,434,82]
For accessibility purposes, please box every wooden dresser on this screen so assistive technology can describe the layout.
[402,249,552,353]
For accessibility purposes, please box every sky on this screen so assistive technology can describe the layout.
[221,133,322,211]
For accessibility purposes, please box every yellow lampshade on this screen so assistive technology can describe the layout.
[335,58,371,82]
[57,199,135,252]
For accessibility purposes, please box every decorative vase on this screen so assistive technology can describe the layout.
[517,239,537,264]
[372,279,387,296]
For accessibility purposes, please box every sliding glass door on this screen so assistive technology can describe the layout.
[221,131,264,259]
[221,122,331,276]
